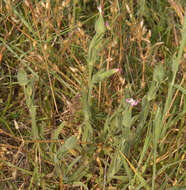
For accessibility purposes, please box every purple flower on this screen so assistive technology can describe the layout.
[105,20,111,30]
[105,21,109,27]
[126,98,139,106]
[116,68,120,72]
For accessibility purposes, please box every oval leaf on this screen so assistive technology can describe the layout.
[17,68,28,86]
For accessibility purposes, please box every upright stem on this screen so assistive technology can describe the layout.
[88,63,93,105]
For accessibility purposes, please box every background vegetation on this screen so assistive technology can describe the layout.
[0,0,185,189]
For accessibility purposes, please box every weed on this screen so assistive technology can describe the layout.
[0,0,185,189]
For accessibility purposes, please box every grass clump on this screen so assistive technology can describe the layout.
[0,0,185,189]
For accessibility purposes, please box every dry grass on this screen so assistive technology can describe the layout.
[0,0,185,189]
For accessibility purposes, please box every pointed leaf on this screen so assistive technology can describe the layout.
[92,68,119,84]
[95,13,105,35]
[153,64,164,83]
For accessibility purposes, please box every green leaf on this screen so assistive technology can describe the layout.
[30,105,38,139]
[95,13,105,35]
[64,135,78,150]
[17,68,29,86]
[122,109,132,128]
[153,64,164,83]
[56,136,78,159]
[88,33,104,64]
[66,156,82,175]
[51,122,66,140]
[50,122,66,153]
[25,83,33,98]
[171,56,179,75]
[107,153,122,181]
[147,82,158,101]
[92,68,118,84]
